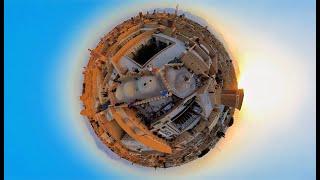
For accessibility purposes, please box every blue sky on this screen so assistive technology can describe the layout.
[5,0,316,179]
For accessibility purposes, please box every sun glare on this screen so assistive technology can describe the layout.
[237,52,301,122]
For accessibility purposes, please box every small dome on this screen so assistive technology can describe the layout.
[123,81,137,98]
[166,67,196,98]
[115,87,124,101]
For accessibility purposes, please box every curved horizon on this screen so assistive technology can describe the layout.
[5,0,315,179]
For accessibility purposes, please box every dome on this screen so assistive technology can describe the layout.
[165,66,196,98]
[123,81,137,98]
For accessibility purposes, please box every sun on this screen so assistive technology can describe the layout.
[237,52,300,121]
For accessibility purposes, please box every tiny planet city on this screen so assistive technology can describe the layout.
[80,7,244,168]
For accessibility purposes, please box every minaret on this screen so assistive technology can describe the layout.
[139,12,144,23]
[171,4,179,34]
[175,4,179,17]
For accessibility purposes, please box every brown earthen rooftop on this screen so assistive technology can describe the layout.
[80,8,243,168]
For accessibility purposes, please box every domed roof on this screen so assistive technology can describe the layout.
[123,81,137,98]
[165,67,196,98]
[115,87,124,100]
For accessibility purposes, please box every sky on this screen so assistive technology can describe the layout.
[4,0,316,180]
